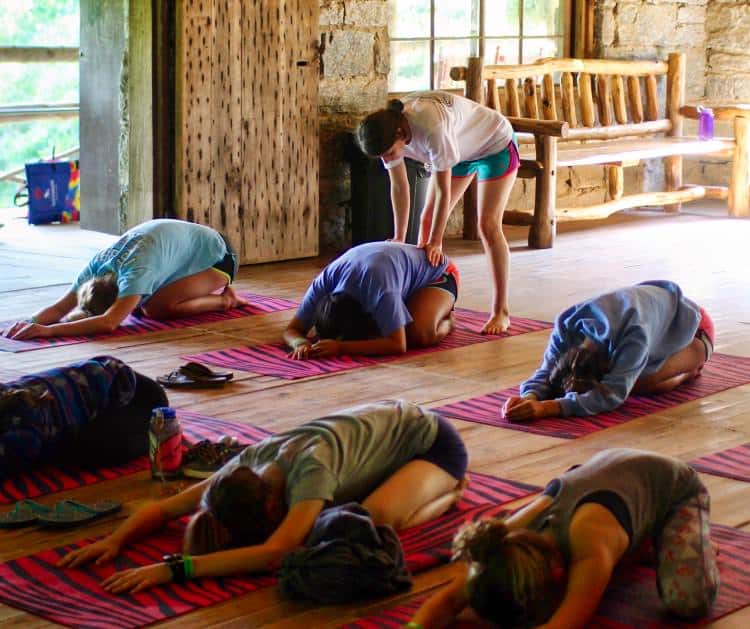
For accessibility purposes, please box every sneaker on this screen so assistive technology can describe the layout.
[182,438,246,479]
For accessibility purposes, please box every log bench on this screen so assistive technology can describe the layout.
[450,54,750,248]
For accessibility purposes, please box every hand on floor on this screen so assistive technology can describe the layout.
[2,321,49,340]
[101,562,172,594]
[57,538,122,569]
[288,340,313,360]
[503,396,549,422]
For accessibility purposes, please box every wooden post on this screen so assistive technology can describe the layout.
[542,74,557,120]
[506,78,521,116]
[466,56,484,104]
[607,165,624,200]
[561,72,577,127]
[627,76,644,123]
[579,73,595,127]
[529,135,557,249]
[612,75,627,124]
[597,75,612,126]
[524,77,539,118]
[664,52,686,212]
[463,56,484,240]
[487,78,501,112]
[729,115,750,217]
[645,74,659,121]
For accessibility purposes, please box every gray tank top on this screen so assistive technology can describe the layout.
[527,448,704,561]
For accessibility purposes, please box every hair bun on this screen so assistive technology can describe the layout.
[387,99,404,113]
[453,518,509,563]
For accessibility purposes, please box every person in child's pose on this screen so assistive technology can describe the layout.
[503,280,714,422]
[283,241,459,359]
[409,448,719,629]
[58,399,468,594]
[3,219,247,340]
[0,356,166,478]
[357,92,519,335]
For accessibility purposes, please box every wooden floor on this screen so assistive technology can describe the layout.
[1,205,750,627]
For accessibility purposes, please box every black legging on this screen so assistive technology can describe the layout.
[54,372,168,469]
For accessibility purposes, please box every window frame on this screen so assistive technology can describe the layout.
[389,0,573,92]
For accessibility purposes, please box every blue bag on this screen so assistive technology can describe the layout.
[14,160,80,225]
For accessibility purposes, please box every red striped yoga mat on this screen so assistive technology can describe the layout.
[343,524,750,629]
[182,309,552,380]
[0,411,271,505]
[691,443,750,483]
[0,293,296,353]
[0,494,535,627]
[433,353,750,439]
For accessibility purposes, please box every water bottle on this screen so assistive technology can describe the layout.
[698,106,715,141]
[149,407,183,480]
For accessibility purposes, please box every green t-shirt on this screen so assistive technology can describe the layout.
[236,400,440,506]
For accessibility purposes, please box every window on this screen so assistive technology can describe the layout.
[0,0,79,206]
[389,0,569,93]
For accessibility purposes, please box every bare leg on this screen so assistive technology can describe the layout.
[476,170,518,335]
[405,286,456,348]
[141,269,248,320]
[632,338,707,395]
[362,460,465,531]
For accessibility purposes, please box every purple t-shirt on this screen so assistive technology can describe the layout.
[296,242,449,336]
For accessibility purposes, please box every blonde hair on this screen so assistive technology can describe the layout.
[67,273,118,321]
[453,518,565,628]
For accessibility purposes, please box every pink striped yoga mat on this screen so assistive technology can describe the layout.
[0,494,536,627]
[433,353,750,439]
[0,293,296,353]
[691,443,750,483]
[344,524,750,628]
[182,309,551,380]
[0,411,271,505]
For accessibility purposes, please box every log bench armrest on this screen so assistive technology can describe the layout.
[506,116,569,138]
[680,104,750,121]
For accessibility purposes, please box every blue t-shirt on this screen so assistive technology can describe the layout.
[71,219,227,302]
[520,281,702,416]
[296,242,449,336]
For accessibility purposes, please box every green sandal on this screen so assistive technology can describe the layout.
[36,500,122,527]
[0,499,55,528]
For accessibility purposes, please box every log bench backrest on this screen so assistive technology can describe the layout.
[450,54,685,142]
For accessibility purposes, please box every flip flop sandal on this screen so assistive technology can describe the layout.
[0,499,54,528]
[36,500,122,527]
[179,362,233,382]
[156,369,226,388]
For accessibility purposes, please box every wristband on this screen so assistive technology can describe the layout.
[163,553,185,584]
[405,623,423,629]
[291,338,310,349]
[29,316,38,324]
[183,554,194,579]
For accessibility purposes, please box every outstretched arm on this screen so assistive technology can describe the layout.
[5,295,141,340]
[59,478,210,569]
[2,290,77,337]
[99,499,325,594]
[423,170,452,266]
[389,160,411,242]
[312,326,407,357]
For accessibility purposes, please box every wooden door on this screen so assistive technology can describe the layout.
[176,0,319,264]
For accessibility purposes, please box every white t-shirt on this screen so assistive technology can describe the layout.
[382,91,514,171]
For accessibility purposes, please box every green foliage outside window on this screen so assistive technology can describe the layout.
[0,0,79,208]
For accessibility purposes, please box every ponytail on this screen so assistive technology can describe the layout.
[355,100,407,157]
[452,519,566,627]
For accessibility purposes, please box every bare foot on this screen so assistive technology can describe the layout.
[450,475,471,508]
[481,313,510,335]
[221,286,249,310]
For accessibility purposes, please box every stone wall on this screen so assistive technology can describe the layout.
[596,0,750,187]
[316,1,750,249]
[319,0,389,250]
